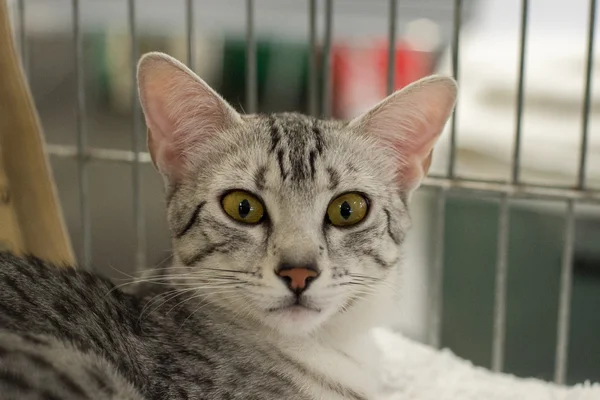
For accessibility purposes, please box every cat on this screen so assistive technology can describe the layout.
[0,52,457,399]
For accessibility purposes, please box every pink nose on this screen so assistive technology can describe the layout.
[276,267,319,292]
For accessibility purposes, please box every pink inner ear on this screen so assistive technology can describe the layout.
[368,101,442,188]
[138,56,240,182]
[142,74,191,179]
[139,64,190,178]
[147,127,184,181]
[395,137,438,189]
[353,77,456,192]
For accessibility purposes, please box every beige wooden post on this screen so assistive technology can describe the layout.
[0,0,75,265]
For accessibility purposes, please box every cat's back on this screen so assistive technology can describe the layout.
[0,253,311,399]
[0,252,148,383]
[0,252,149,399]
[0,252,140,338]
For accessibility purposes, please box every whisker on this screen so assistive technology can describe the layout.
[176,290,247,331]
[139,287,200,322]
[139,281,249,321]
[348,273,382,281]
[195,267,254,275]
[164,284,242,315]
[109,273,247,294]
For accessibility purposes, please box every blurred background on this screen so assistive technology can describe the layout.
[7,0,600,386]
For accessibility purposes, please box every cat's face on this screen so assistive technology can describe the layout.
[164,114,408,334]
[137,52,457,335]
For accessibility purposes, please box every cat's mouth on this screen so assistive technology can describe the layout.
[269,304,321,313]
[267,298,321,313]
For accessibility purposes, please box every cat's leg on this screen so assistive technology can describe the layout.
[0,330,145,400]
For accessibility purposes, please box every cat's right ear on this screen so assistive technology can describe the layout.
[137,52,243,183]
[348,75,457,194]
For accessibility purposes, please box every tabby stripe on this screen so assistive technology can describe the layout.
[177,386,190,400]
[15,265,36,281]
[326,167,339,190]
[371,254,389,269]
[276,149,288,180]
[27,353,89,399]
[203,217,250,242]
[52,301,73,320]
[361,248,395,269]
[309,150,318,180]
[175,201,206,239]
[269,115,280,153]
[43,392,62,400]
[28,256,51,279]
[312,119,324,155]
[19,333,49,346]
[86,332,107,354]
[0,348,89,399]
[3,276,37,307]
[347,224,381,243]
[254,165,268,190]
[181,242,229,266]
[74,284,98,312]
[0,370,31,392]
[0,302,26,322]
[85,366,115,396]
[383,208,402,245]
[46,316,78,344]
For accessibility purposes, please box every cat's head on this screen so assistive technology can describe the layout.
[137,52,456,336]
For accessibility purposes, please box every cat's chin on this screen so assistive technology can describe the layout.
[263,305,331,336]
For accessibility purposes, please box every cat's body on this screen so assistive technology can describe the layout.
[0,52,456,399]
[0,252,379,399]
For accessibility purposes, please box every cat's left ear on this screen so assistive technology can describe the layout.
[137,52,243,184]
[348,76,457,193]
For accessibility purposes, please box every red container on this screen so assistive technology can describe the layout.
[332,40,432,119]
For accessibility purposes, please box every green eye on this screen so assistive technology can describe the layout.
[221,191,265,224]
[327,193,369,227]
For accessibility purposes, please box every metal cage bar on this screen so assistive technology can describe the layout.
[447,0,461,178]
[186,0,195,71]
[308,0,318,116]
[428,0,463,349]
[245,0,257,113]
[322,0,333,118]
[489,0,529,370]
[554,201,576,384]
[511,0,529,184]
[491,194,510,372]
[72,0,91,270]
[128,0,146,272]
[489,0,528,365]
[428,189,447,348]
[386,0,397,96]
[578,0,597,189]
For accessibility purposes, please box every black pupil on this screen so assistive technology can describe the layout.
[239,199,251,218]
[340,201,352,220]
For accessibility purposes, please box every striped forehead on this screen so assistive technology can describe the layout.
[264,113,331,184]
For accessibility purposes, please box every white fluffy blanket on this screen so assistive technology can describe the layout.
[374,328,600,400]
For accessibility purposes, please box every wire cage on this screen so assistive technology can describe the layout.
[8,0,600,388]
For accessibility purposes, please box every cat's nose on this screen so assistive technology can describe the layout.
[275,262,320,294]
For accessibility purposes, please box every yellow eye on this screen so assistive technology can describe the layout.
[221,191,265,224]
[327,193,369,227]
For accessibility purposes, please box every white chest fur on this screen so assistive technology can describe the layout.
[280,331,382,400]
[274,278,398,399]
